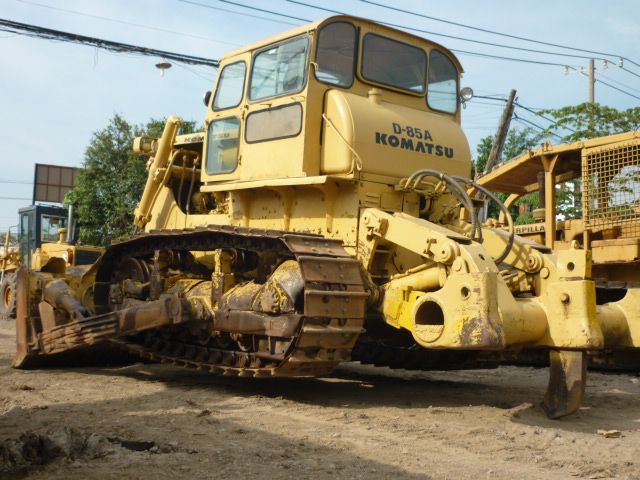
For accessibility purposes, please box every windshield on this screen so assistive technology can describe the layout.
[428,50,458,113]
[361,33,426,93]
[40,215,66,242]
[250,36,309,100]
[315,22,356,87]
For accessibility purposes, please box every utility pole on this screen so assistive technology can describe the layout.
[584,58,596,249]
[484,89,517,175]
[588,58,595,103]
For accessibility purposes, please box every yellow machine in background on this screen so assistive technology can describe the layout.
[477,131,640,368]
[0,205,102,320]
[12,16,640,418]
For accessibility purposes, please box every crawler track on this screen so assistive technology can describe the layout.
[94,225,367,377]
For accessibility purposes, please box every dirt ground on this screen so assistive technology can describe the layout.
[1,322,639,480]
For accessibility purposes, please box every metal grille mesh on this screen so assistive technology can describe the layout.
[582,140,640,238]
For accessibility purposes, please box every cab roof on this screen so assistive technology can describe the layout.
[219,15,463,73]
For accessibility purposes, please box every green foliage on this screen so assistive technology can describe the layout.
[502,128,542,161]
[542,102,640,142]
[474,128,542,219]
[514,212,535,225]
[0,231,18,249]
[556,180,582,219]
[66,115,198,246]
[472,136,493,178]
[473,127,542,178]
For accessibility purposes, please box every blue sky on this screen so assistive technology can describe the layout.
[1,0,639,231]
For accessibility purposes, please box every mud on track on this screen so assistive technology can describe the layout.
[1,321,639,480]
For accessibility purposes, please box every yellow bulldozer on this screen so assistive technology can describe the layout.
[0,205,102,321]
[12,15,640,419]
[476,131,640,369]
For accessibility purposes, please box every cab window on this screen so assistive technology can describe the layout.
[250,36,309,100]
[315,22,356,87]
[362,33,426,93]
[427,50,458,113]
[41,215,65,242]
[213,61,246,110]
[205,117,240,174]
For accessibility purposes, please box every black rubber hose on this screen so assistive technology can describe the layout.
[453,176,515,265]
[402,169,481,242]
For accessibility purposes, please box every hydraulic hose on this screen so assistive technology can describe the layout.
[453,176,516,265]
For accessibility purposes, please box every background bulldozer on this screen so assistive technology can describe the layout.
[476,131,640,369]
[1,204,102,321]
[12,15,640,419]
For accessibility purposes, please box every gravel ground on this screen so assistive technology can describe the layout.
[1,321,639,479]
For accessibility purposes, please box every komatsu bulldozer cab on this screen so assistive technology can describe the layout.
[200,16,471,188]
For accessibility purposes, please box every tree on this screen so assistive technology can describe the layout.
[474,127,542,177]
[473,127,542,219]
[67,115,198,246]
[472,136,493,178]
[539,103,640,219]
[475,104,640,225]
[542,102,640,142]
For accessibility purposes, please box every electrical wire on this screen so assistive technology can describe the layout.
[595,77,640,101]
[452,48,577,67]
[0,18,219,67]
[218,0,310,22]
[513,114,562,139]
[179,0,639,78]
[220,0,624,74]
[359,0,640,69]
[621,66,640,80]
[596,72,640,95]
[515,101,576,132]
[286,0,616,64]
[15,0,242,47]
[174,61,215,81]
[177,0,299,26]
[568,66,640,101]
[471,95,570,137]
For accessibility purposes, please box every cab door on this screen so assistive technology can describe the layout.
[241,35,310,180]
[201,56,249,184]
[19,211,34,268]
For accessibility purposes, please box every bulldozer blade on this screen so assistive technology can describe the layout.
[542,349,586,419]
[13,267,30,368]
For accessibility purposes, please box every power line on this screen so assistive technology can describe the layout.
[177,0,298,26]
[358,0,640,69]
[597,72,640,95]
[218,0,310,22]
[217,0,597,71]
[15,0,242,47]
[0,197,31,201]
[472,95,578,136]
[0,180,32,185]
[568,66,640,101]
[0,18,219,67]
[173,61,214,82]
[595,77,640,101]
[287,0,614,64]
[513,114,562,139]
[286,0,640,82]
[514,102,576,132]
[452,49,576,68]
[621,66,640,80]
